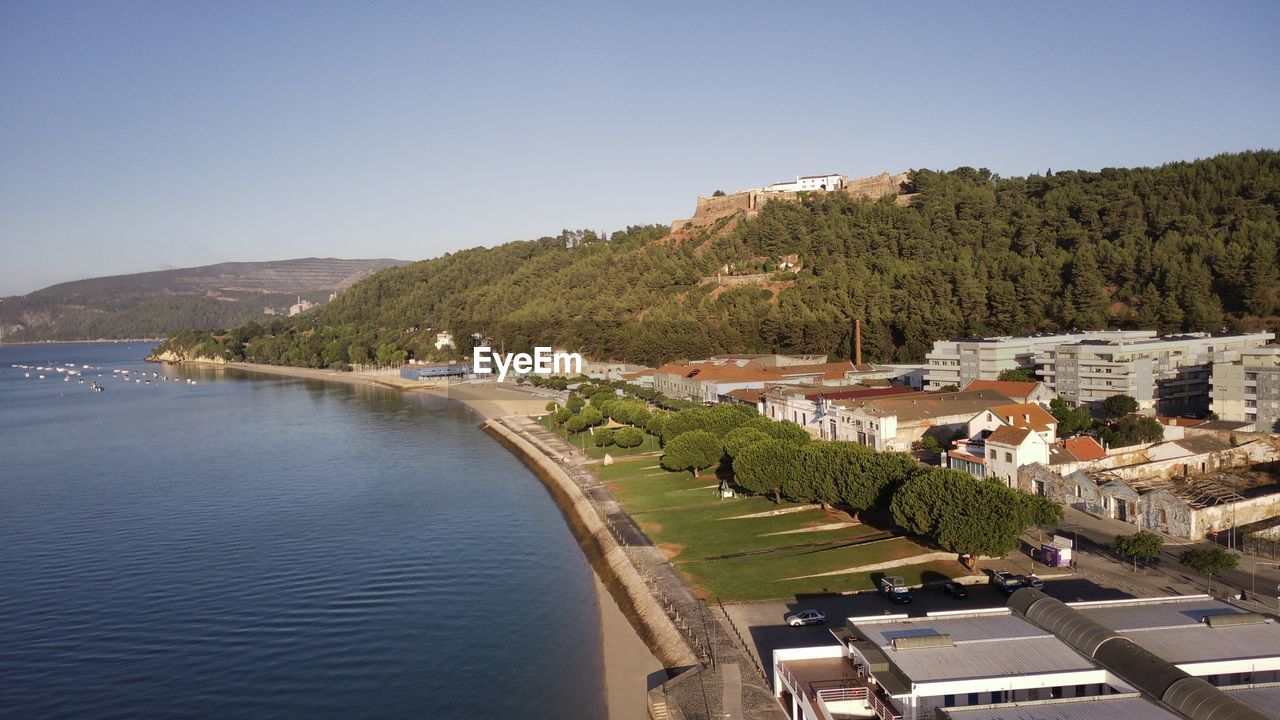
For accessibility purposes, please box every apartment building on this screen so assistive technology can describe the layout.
[1036,332,1274,415]
[773,593,1279,720]
[924,331,1157,390]
[1211,346,1280,432]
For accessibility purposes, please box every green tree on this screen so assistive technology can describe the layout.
[1110,530,1163,572]
[733,439,803,504]
[1049,398,1095,436]
[722,426,770,459]
[660,430,722,478]
[1178,546,1239,593]
[1101,394,1139,418]
[645,413,669,442]
[544,401,559,413]
[566,395,585,413]
[613,426,644,448]
[593,429,615,447]
[661,405,755,444]
[1067,251,1109,329]
[935,482,1030,571]
[1098,415,1163,448]
[579,406,605,427]
[998,368,1037,382]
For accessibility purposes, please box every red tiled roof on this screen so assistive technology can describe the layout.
[803,386,913,402]
[762,361,857,381]
[988,403,1057,434]
[1063,436,1107,462]
[987,425,1033,446]
[963,379,1044,401]
[725,388,764,404]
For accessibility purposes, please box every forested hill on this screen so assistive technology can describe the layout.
[155,151,1279,368]
[1,258,406,341]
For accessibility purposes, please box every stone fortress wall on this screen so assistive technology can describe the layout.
[671,171,911,234]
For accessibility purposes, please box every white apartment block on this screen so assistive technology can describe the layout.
[924,331,1157,390]
[1036,332,1274,414]
[1211,346,1280,433]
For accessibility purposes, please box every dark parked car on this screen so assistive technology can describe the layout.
[989,571,1024,595]
[1018,574,1046,590]
[942,581,969,599]
[880,575,913,604]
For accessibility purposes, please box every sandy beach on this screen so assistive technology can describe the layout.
[161,359,662,718]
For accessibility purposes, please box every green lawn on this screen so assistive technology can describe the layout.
[599,456,960,601]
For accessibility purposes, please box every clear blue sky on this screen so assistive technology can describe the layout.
[2,1,1277,295]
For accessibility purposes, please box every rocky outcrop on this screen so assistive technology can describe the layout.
[145,349,229,365]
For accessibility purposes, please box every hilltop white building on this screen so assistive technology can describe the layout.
[764,174,846,193]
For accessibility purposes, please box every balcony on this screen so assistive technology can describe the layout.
[778,656,903,720]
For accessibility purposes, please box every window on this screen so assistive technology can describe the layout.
[1005,452,1013,462]
[1075,485,1082,498]
[943,695,955,707]
[989,449,997,459]
[968,693,980,705]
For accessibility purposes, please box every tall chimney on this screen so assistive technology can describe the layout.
[855,319,863,365]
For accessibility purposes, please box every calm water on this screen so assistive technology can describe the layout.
[0,342,605,719]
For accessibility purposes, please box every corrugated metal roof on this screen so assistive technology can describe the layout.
[1227,685,1280,718]
[942,694,1183,720]
[886,635,1098,682]
[856,613,1044,645]
[1120,624,1280,664]
[1077,598,1239,631]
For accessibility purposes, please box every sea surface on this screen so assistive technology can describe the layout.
[0,342,605,719]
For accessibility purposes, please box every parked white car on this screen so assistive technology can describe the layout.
[784,609,827,627]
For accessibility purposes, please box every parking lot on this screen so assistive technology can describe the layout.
[719,576,1135,678]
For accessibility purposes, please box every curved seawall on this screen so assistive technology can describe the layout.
[483,418,698,671]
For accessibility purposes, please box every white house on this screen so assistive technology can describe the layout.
[764,173,846,193]
[434,332,455,350]
[967,403,1058,444]
[984,425,1051,487]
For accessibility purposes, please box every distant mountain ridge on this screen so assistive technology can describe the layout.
[0,257,408,341]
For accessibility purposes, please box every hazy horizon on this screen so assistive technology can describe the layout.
[3,1,1278,296]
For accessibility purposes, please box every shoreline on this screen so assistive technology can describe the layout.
[156,359,663,718]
